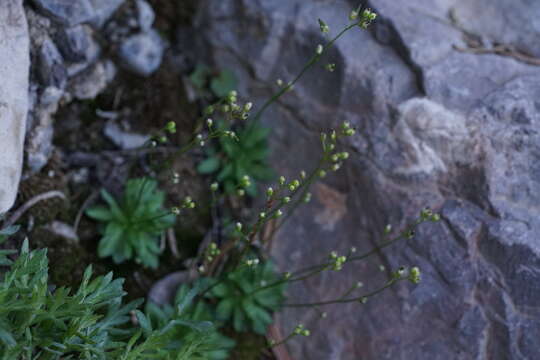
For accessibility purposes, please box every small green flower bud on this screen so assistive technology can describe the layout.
[284,272,291,279]
[431,213,441,222]
[409,266,421,284]
[244,102,253,112]
[237,189,245,197]
[318,169,327,178]
[259,212,266,220]
[159,136,167,143]
[229,90,237,97]
[349,10,358,21]
[360,297,368,304]
[303,192,312,203]
[318,18,329,33]
[276,78,283,86]
[356,281,364,288]
[171,207,180,215]
[330,130,337,141]
[301,329,310,337]
[266,187,274,197]
[196,134,203,141]
[221,104,230,113]
[340,152,349,160]
[331,163,341,171]
[199,140,205,147]
[325,63,336,72]
[274,209,283,218]
[235,222,243,232]
[165,121,176,133]
[205,105,215,115]
[384,224,392,234]
[206,118,213,127]
[300,170,306,179]
[316,44,323,55]
[279,176,286,186]
[210,182,218,191]
[282,196,291,204]
[331,154,339,162]
[344,128,355,136]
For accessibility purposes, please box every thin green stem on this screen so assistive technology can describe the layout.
[283,278,404,308]
[252,21,360,122]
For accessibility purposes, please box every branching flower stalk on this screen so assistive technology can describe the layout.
[252,7,377,123]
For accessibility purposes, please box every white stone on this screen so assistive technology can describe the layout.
[0,0,30,213]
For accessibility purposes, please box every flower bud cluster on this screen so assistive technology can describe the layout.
[409,266,421,284]
[240,175,251,188]
[165,121,176,134]
[420,208,440,222]
[205,242,221,262]
[341,121,356,136]
[359,9,377,29]
[182,196,196,209]
[318,18,329,33]
[329,251,347,271]
[245,258,260,267]
[294,324,311,337]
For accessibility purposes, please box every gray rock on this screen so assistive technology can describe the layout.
[88,0,125,28]
[0,0,30,213]
[55,24,100,63]
[104,121,151,149]
[118,30,165,76]
[197,0,540,359]
[37,37,67,90]
[135,0,155,31]
[69,61,110,100]
[32,0,94,26]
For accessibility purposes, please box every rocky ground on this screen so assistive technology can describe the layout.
[2,0,540,359]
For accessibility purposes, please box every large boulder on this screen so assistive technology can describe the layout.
[0,0,30,213]
[196,0,540,359]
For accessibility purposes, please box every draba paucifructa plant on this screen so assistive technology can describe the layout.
[86,178,176,268]
[207,261,285,335]
[181,6,441,350]
[198,119,273,196]
[145,282,235,360]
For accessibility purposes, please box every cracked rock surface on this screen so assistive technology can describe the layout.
[0,0,30,213]
[196,0,540,358]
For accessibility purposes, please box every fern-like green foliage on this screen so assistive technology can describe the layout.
[86,178,175,268]
[0,238,233,360]
[145,282,235,360]
[209,262,285,334]
[0,238,139,359]
[198,122,273,196]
